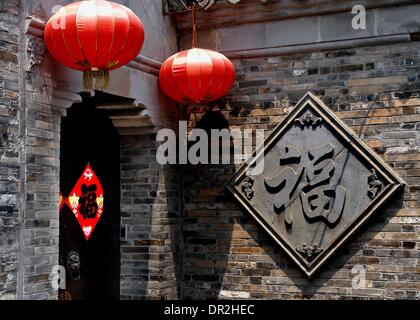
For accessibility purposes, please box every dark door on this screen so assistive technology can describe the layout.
[60,101,120,300]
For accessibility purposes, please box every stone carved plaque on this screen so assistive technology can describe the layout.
[226,92,405,277]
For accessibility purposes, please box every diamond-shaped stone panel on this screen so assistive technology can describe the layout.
[227,92,404,277]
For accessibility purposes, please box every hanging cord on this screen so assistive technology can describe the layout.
[191,4,198,48]
[179,1,206,118]
[179,1,199,48]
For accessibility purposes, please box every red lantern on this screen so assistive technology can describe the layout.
[159,48,236,104]
[159,4,235,104]
[44,0,145,90]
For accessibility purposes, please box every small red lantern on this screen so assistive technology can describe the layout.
[159,4,235,104]
[159,48,236,104]
[44,0,144,90]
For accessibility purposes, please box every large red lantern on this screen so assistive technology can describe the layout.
[44,0,144,90]
[159,48,236,104]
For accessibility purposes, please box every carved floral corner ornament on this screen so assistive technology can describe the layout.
[226,92,405,277]
[163,0,271,13]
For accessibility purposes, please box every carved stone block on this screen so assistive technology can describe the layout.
[227,92,405,277]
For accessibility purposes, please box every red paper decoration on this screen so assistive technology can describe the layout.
[44,0,145,90]
[59,192,65,212]
[66,164,105,240]
[159,48,236,104]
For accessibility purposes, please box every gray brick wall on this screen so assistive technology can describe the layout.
[0,0,80,300]
[0,0,20,300]
[22,66,64,300]
[1,0,419,301]
[0,0,179,300]
[182,41,420,299]
[19,2,75,298]
[120,134,181,299]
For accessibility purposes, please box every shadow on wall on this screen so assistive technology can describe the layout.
[181,111,406,300]
[120,132,183,300]
[182,111,237,299]
[161,162,183,299]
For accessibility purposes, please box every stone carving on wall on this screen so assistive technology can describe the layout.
[294,111,322,128]
[265,143,346,229]
[163,0,271,13]
[296,243,323,263]
[241,174,254,200]
[227,92,405,277]
[26,16,46,72]
[27,36,45,71]
[368,169,383,199]
[198,0,271,9]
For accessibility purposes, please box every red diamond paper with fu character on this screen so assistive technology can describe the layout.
[66,164,104,240]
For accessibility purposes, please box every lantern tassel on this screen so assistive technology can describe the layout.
[83,69,110,91]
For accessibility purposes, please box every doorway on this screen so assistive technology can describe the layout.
[59,97,121,300]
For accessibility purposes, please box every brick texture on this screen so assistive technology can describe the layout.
[0,0,182,300]
[1,0,419,301]
[120,134,181,299]
[0,0,80,299]
[182,42,420,300]
[0,0,20,300]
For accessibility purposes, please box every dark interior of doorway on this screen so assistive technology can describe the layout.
[60,93,121,300]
